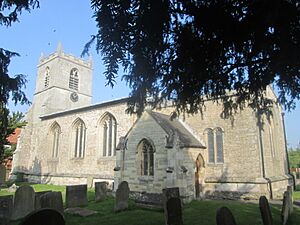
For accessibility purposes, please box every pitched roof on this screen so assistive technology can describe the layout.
[6,128,21,145]
[147,110,205,149]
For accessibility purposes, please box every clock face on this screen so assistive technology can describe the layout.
[70,92,78,102]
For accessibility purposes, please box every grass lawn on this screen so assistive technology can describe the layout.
[1,183,300,225]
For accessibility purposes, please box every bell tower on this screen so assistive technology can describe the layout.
[33,43,93,118]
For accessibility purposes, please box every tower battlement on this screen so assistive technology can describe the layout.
[38,43,92,68]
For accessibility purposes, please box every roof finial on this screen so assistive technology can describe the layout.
[39,52,44,61]
[56,42,63,55]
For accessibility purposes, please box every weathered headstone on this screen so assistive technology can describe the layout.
[216,206,237,225]
[95,182,107,202]
[162,187,180,224]
[0,165,6,185]
[259,196,273,225]
[281,191,290,225]
[65,184,87,208]
[286,186,293,215]
[40,192,64,214]
[0,195,13,225]
[165,197,183,225]
[162,187,180,202]
[35,191,52,209]
[114,181,130,212]
[19,208,65,225]
[11,185,35,220]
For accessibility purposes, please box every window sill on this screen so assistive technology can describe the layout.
[138,176,154,182]
[47,158,59,163]
[207,163,224,167]
[71,157,85,161]
[97,156,116,161]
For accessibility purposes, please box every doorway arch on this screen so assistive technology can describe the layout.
[195,154,205,198]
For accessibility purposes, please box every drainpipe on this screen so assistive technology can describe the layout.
[258,114,273,199]
[281,112,295,190]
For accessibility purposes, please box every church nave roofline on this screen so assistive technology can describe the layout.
[40,97,129,120]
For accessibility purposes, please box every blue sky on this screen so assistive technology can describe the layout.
[1,1,299,147]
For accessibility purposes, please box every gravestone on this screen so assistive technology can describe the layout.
[286,186,293,214]
[19,208,65,225]
[281,191,289,225]
[35,191,52,209]
[95,182,107,202]
[0,195,13,225]
[216,206,237,225]
[0,165,6,185]
[11,185,35,220]
[65,184,87,208]
[259,196,273,225]
[114,181,130,212]
[162,187,180,202]
[40,192,64,214]
[165,197,183,225]
[162,187,180,224]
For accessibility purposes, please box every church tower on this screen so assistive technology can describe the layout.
[33,43,93,118]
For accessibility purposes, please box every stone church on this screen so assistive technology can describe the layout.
[12,44,292,201]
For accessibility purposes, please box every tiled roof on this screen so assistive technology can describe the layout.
[6,128,21,145]
[147,110,205,149]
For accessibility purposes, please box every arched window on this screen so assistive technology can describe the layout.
[205,127,224,164]
[206,129,215,163]
[215,127,224,163]
[44,66,50,88]
[99,113,117,157]
[50,122,60,158]
[137,139,155,176]
[69,68,79,91]
[72,118,86,158]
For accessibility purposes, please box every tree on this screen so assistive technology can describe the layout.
[0,111,26,162]
[0,0,39,157]
[86,0,300,115]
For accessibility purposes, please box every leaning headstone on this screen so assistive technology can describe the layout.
[40,192,64,214]
[0,195,13,225]
[95,182,107,202]
[114,181,130,212]
[259,196,273,225]
[165,197,183,225]
[216,206,237,225]
[281,191,290,225]
[19,208,65,225]
[11,185,35,220]
[65,184,87,208]
[286,186,293,215]
[35,191,52,209]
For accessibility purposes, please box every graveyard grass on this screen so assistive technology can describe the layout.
[1,184,300,225]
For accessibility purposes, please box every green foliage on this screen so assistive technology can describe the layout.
[0,0,39,26]
[288,147,300,168]
[87,0,300,115]
[0,0,37,159]
[0,111,26,162]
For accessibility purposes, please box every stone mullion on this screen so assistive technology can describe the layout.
[108,118,112,156]
[106,120,110,157]
[112,121,117,156]
[75,126,79,157]
[103,123,107,156]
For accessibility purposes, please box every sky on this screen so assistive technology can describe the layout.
[1,0,299,148]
